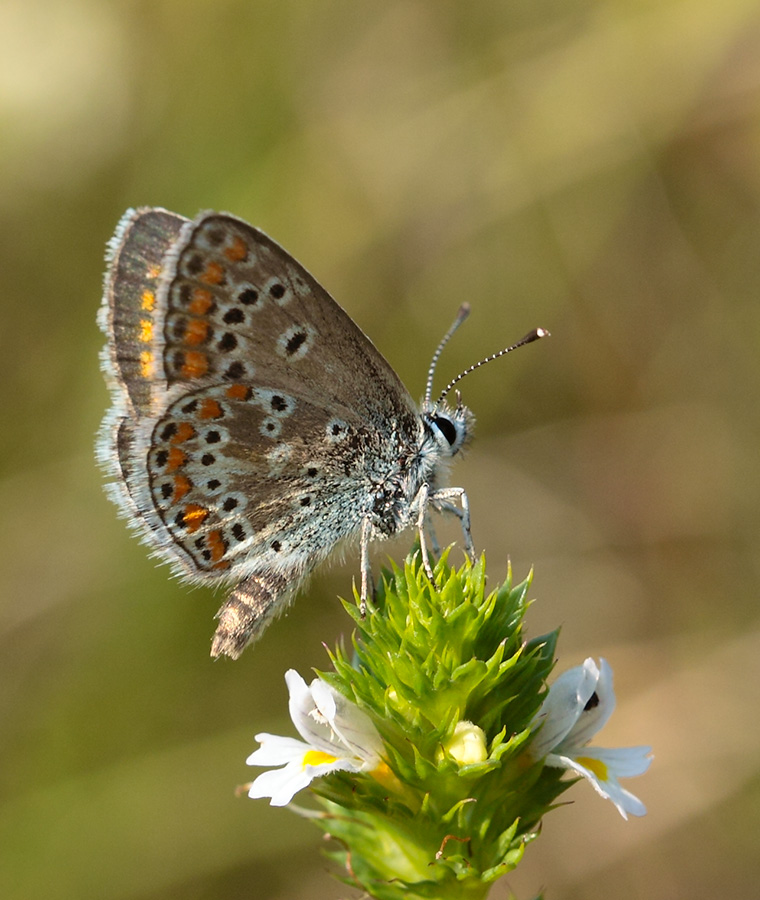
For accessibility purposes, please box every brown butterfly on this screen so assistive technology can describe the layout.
[98,208,546,657]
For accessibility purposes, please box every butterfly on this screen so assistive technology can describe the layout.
[97,208,546,658]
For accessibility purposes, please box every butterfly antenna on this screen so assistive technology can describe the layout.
[435,327,550,406]
[425,303,471,404]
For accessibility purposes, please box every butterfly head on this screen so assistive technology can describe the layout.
[422,393,475,459]
[422,304,549,460]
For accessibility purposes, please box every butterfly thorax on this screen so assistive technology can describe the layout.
[364,399,475,540]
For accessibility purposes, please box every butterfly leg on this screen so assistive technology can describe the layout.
[359,516,374,617]
[430,487,475,562]
[425,511,441,557]
[414,483,436,581]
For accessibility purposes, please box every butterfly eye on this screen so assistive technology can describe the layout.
[431,414,459,447]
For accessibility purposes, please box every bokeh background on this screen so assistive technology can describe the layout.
[2,1,759,898]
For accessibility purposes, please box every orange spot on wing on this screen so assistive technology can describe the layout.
[181,351,208,378]
[224,236,248,262]
[200,261,225,285]
[188,289,214,316]
[226,383,250,400]
[182,504,208,532]
[139,350,154,378]
[166,447,187,472]
[139,318,153,343]
[183,318,209,346]
[199,398,223,419]
[147,264,162,279]
[172,422,196,443]
[173,474,191,502]
[141,290,156,311]
[206,529,227,562]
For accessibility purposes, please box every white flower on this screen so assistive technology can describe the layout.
[246,670,385,806]
[529,658,652,820]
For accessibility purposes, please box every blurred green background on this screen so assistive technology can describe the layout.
[2,1,759,898]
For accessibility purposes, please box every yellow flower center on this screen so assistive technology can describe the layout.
[576,755,608,780]
[302,750,337,768]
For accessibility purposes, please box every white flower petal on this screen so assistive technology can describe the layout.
[248,763,314,807]
[558,658,616,751]
[530,658,599,758]
[576,745,653,778]
[284,670,326,745]
[286,671,344,754]
[246,734,310,767]
[325,693,384,764]
[548,751,649,820]
[610,785,647,819]
[309,677,338,722]
[284,669,310,703]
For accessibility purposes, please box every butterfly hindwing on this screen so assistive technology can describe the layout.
[145,380,376,583]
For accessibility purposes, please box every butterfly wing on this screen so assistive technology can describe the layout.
[99,208,186,418]
[98,208,187,523]
[143,382,380,580]
[155,211,416,424]
[100,209,422,589]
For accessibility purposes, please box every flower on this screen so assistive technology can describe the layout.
[247,669,385,806]
[439,720,488,766]
[528,657,652,819]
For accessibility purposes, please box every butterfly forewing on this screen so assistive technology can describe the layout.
[157,213,418,427]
